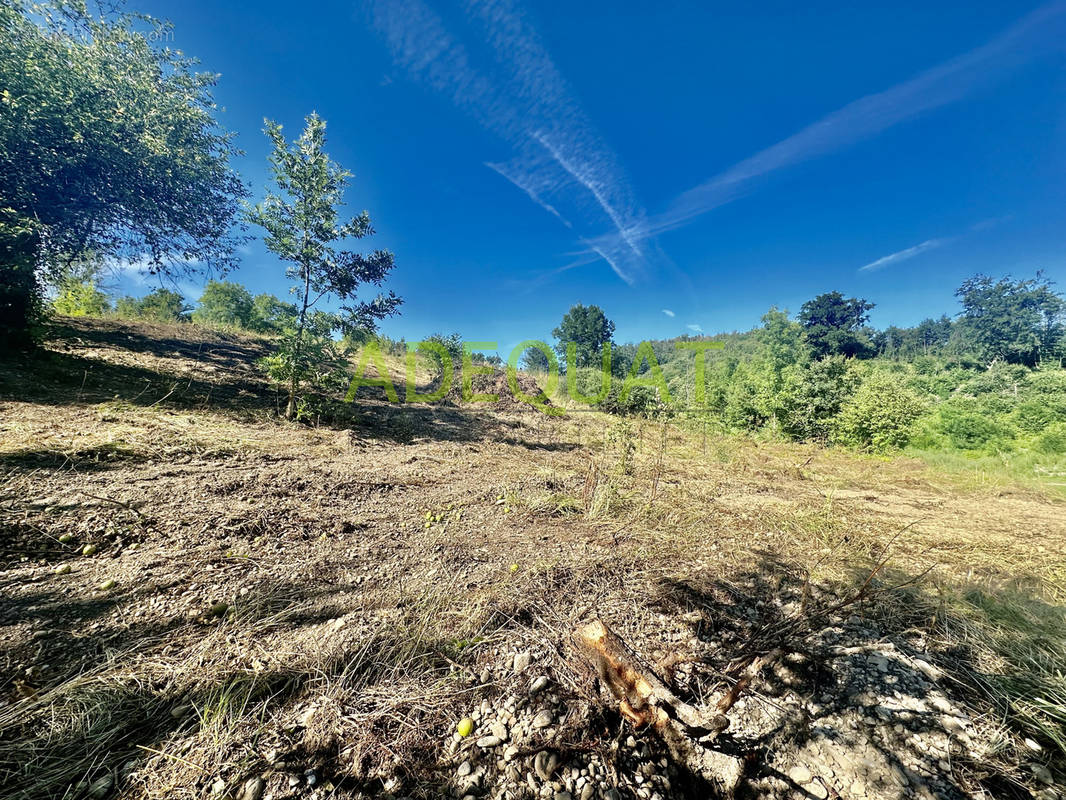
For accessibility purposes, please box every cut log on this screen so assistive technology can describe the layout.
[575,619,744,794]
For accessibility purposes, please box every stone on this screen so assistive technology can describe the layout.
[554,793,572,800]
[236,777,265,800]
[85,776,114,800]
[457,761,472,777]
[477,736,503,748]
[530,675,550,695]
[534,751,559,781]
[480,668,492,684]
[514,652,532,673]
[491,721,509,740]
[788,766,813,784]
[1031,764,1054,786]
[532,710,554,729]
[579,784,595,800]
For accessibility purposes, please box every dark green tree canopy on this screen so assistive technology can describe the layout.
[798,291,876,359]
[0,0,247,346]
[192,280,254,328]
[552,303,616,368]
[956,273,1065,367]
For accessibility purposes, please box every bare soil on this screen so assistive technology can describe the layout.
[0,318,1062,800]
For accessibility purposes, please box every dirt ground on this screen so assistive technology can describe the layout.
[0,318,1063,800]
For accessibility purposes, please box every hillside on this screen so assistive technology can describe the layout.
[0,318,1063,800]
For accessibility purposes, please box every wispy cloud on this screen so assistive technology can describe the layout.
[662,308,675,317]
[365,0,648,283]
[686,323,703,333]
[589,1,1066,256]
[858,238,951,272]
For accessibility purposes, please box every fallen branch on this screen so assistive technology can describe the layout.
[575,619,744,794]
[77,491,145,519]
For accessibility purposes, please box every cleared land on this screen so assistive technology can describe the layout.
[0,318,1063,800]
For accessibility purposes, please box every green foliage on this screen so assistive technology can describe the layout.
[114,288,190,323]
[250,293,298,334]
[247,113,400,417]
[0,0,246,347]
[956,273,1065,367]
[259,312,349,420]
[52,281,111,317]
[1035,423,1066,455]
[192,280,254,329]
[423,333,464,362]
[936,407,1014,452]
[798,291,876,359]
[552,304,615,369]
[834,373,925,450]
[776,357,860,442]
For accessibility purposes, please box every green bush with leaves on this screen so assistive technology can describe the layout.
[1035,422,1066,455]
[192,280,254,329]
[52,281,111,317]
[936,406,1015,451]
[247,113,400,418]
[834,373,926,450]
[249,293,298,334]
[114,288,190,323]
[776,357,859,442]
[259,312,349,420]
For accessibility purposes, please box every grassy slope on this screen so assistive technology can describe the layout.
[0,317,1063,799]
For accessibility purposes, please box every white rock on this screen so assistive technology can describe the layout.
[532,710,554,729]
[514,652,532,673]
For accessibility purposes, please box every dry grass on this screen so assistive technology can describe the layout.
[0,319,1063,798]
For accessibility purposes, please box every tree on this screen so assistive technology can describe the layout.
[956,274,1065,367]
[552,304,615,369]
[52,281,111,317]
[798,292,876,359]
[249,293,298,334]
[0,1,246,350]
[115,288,191,322]
[247,114,400,418]
[521,347,551,373]
[192,280,255,329]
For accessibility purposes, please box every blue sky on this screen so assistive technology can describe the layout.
[128,0,1066,358]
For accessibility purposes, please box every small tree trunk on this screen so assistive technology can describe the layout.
[575,619,746,794]
[285,264,313,419]
[0,231,41,354]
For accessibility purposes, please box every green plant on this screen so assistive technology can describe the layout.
[247,113,401,417]
[834,373,926,450]
[192,280,255,329]
[52,281,111,317]
[114,288,191,323]
[1035,423,1066,455]
[937,407,1014,451]
[776,357,859,442]
[0,0,246,348]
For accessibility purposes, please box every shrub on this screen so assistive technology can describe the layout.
[192,280,255,329]
[114,288,190,322]
[936,407,1014,451]
[1035,423,1066,455]
[52,281,111,317]
[776,357,859,442]
[834,373,926,450]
